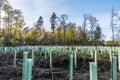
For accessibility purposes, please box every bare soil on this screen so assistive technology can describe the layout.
[0,53,111,80]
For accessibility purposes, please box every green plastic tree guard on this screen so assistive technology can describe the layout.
[109,49,112,61]
[74,50,77,69]
[86,48,88,56]
[22,52,28,80]
[13,50,17,66]
[90,48,93,58]
[89,62,97,80]
[103,49,107,58]
[26,59,33,80]
[61,48,63,55]
[32,50,34,66]
[95,50,97,65]
[112,48,115,56]
[112,56,117,80]
[49,49,52,69]
[59,48,61,56]
[70,55,73,80]
[44,48,47,59]
[118,50,120,71]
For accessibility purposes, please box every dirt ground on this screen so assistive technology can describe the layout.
[0,53,112,80]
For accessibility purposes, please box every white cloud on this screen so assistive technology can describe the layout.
[7,0,69,31]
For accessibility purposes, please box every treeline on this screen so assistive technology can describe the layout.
[0,1,107,46]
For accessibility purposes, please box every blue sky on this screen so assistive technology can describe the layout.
[6,0,120,40]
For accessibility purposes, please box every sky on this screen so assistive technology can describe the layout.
[3,0,120,40]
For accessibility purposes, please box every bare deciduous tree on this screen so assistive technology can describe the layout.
[59,14,68,45]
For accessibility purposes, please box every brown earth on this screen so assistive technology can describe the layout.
[0,53,111,80]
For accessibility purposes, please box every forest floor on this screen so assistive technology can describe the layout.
[0,53,113,80]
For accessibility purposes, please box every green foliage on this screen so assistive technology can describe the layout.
[0,4,106,46]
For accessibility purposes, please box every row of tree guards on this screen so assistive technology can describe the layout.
[6,46,120,80]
